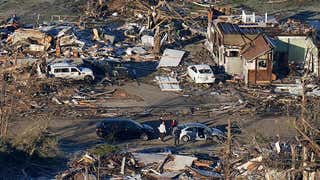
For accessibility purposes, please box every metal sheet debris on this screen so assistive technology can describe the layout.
[158,49,185,67]
[133,153,168,166]
[141,35,154,47]
[155,76,182,92]
[163,155,197,171]
[126,47,147,55]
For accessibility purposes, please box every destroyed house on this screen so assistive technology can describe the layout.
[207,21,274,83]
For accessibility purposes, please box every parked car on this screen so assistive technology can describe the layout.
[48,62,95,82]
[178,123,225,143]
[187,64,215,84]
[96,118,155,142]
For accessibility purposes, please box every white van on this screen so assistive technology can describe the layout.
[48,63,95,82]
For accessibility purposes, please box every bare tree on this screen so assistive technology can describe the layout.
[0,75,13,139]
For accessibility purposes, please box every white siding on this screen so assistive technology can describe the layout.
[225,57,243,75]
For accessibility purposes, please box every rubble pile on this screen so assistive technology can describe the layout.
[234,86,301,115]
[7,79,143,118]
[57,136,320,180]
[232,141,320,179]
[57,151,223,179]
[0,0,206,61]
[6,29,52,55]
[0,0,215,89]
[0,0,214,115]
[0,0,319,179]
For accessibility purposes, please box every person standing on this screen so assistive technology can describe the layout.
[158,121,166,142]
[173,126,181,146]
[170,119,178,135]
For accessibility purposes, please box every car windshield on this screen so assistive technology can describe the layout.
[198,69,212,74]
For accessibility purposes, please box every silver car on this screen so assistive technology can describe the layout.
[178,123,225,143]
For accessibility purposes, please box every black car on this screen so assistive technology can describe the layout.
[96,118,155,142]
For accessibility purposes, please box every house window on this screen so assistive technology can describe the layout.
[229,51,239,57]
[258,60,267,69]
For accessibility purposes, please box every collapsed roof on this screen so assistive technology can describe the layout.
[241,35,273,61]
[214,22,262,46]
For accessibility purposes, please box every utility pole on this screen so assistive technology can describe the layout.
[301,76,309,180]
[224,118,232,180]
[153,26,161,55]
[0,74,6,138]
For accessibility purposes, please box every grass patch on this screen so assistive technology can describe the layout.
[254,132,270,145]
[0,0,86,23]
[223,0,320,17]
[88,144,120,157]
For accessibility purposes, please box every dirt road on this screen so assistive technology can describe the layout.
[44,83,297,158]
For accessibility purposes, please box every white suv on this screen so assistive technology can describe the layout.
[48,63,95,82]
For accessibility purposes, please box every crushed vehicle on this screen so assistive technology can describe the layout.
[187,64,215,84]
[178,123,225,143]
[47,62,95,82]
[96,118,155,142]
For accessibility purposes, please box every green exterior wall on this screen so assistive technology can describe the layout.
[275,36,308,63]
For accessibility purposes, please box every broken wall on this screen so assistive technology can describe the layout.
[275,36,308,63]
[225,56,243,75]
[243,53,273,84]
[275,36,319,77]
[304,37,319,76]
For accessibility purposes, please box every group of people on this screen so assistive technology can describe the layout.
[158,118,181,146]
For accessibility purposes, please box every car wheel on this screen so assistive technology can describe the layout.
[84,75,93,83]
[96,131,103,138]
[140,133,149,141]
[182,135,189,142]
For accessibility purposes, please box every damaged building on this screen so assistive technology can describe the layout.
[241,34,274,84]
[206,20,274,84]
[206,9,320,84]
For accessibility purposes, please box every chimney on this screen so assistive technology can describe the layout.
[265,12,268,23]
[242,10,246,23]
[253,12,255,23]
